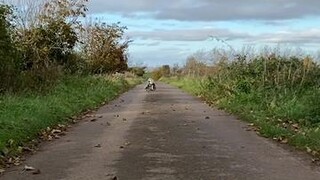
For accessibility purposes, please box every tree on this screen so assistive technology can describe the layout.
[15,0,88,70]
[0,4,21,91]
[184,56,208,77]
[161,65,170,77]
[81,22,130,74]
[129,66,146,77]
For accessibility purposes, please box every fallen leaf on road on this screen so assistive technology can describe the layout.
[90,118,97,122]
[8,157,21,165]
[47,135,53,141]
[51,129,62,134]
[246,126,260,132]
[22,146,33,152]
[280,138,288,144]
[312,158,320,165]
[84,114,94,119]
[24,165,35,171]
[307,147,312,153]
[58,124,67,129]
[95,144,102,148]
[312,151,318,156]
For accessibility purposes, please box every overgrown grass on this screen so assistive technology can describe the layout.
[161,76,202,95]
[0,75,140,165]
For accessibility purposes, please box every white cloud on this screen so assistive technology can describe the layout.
[127,28,250,41]
[127,28,320,45]
[254,28,320,44]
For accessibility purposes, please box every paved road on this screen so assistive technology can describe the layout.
[2,83,320,180]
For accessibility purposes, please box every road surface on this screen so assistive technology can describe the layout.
[2,83,320,180]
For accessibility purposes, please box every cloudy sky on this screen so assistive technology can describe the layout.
[8,0,320,66]
[87,0,320,66]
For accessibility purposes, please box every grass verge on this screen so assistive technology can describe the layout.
[0,75,141,167]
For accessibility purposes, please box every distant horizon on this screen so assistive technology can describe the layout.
[128,44,320,68]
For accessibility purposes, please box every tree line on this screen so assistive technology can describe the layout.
[0,0,130,93]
